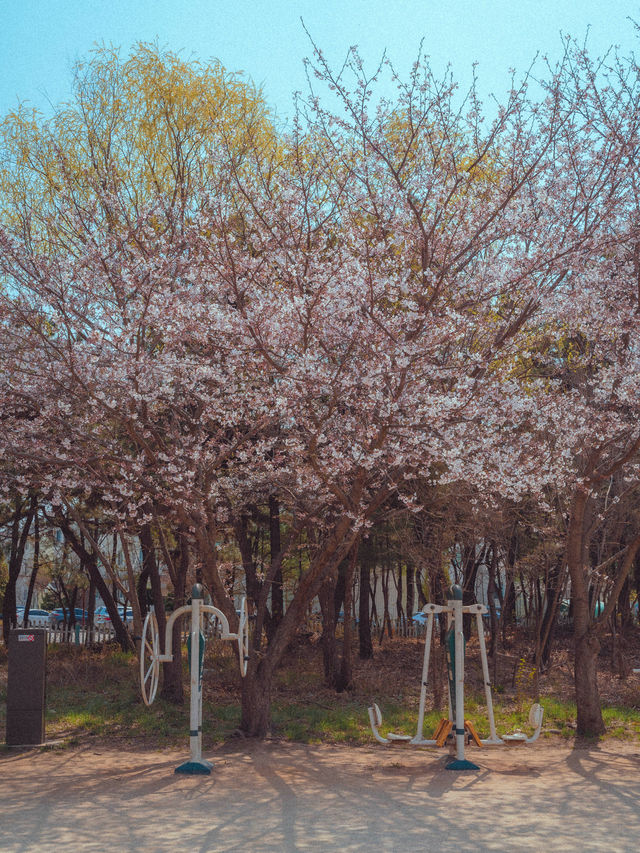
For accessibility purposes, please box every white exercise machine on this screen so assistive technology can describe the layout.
[140,583,249,774]
[368,585,544,769]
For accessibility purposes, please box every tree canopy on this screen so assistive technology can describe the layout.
[1,36,640,736]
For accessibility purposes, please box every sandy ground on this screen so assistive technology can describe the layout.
[1,740,640,852]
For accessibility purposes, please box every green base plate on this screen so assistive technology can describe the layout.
[445,758,480,771]
[174,759,213,775]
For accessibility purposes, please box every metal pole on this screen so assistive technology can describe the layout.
[446,585,479,771]
[175,584,212,775]
[197,600,204,759]
[191,592,201,763]
[412,610,434,743]
[475,610,502,744]
[446,610,453,724]
[454,592,465,761]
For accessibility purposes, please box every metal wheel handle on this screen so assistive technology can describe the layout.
[140,609,161,705]
[237,597,250,677]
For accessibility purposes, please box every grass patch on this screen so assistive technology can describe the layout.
[1,636,639,748]
[270,701,372,743]
[602,705,640,739]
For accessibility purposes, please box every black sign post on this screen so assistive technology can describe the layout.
[6,628,47,746]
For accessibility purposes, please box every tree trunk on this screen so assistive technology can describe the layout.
[431,641,445,712]
[239,512,362,735]
[2,496,37,643]
[193,514,238,629]
[333,559,347,624]
[269,495,283,630]
[240,659,274,737]
[462,544,481,640]
[335,541,359,692]
[23,503,40,623]
[406,562,415,621]
[538,557,564,670]
[416,566,427,608]
[395,559,404,627]
[501,526,518,643]
[235,513,271,636]
[487,545,499,658]
[618,578,632,632]
[64,585,79,630]
[501,579,516,643]
[56,516,134,652]
[379,558,393,642]
[318,577,339,684]
[358,548,373,659]
[86,576,96,642]
[574,628,605,735]
[567,486,606,736]
[136,562,150,620]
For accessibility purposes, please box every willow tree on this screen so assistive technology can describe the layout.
[0,42,275,249]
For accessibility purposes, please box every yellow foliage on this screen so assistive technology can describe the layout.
[0,42,277,252]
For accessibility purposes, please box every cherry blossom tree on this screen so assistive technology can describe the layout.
[501,45,640,735]
[199,39,639,733]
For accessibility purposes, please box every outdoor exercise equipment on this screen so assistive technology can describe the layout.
[140,583,249,774]
[368,585,544,769]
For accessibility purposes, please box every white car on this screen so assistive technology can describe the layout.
[95,605,134,627]
[18,608,51,628]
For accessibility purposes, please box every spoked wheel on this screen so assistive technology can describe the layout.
[140,609,161,705]
[237,597,250,677]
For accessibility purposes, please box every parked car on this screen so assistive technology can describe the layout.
[95,605,134,627]
[19,608,52,628]
[114,607,134,627]
[6,607,54,629]
[50,607,89,628]
[0,608,50,626]
[93,605,110,625]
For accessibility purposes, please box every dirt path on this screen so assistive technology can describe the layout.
[1,740,640,852]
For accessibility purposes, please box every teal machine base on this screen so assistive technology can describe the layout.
[175,759,213,775]
[445,757,480,771]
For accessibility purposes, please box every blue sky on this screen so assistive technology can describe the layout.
[1,1,639,121]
